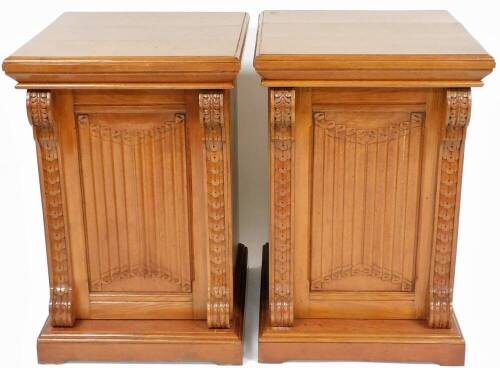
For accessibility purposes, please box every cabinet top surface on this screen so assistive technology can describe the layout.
[3,12,249,88]
[254,11,495,87]
[8,12,248,59]
[256,10,489,57]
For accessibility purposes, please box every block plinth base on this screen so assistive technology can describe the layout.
[258,244,465,366]
[38,245,248,365]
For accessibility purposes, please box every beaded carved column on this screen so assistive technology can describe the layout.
[429,88,471,328]
[27,91,75,327]
[199,91,232,328]
[269,88,295,327]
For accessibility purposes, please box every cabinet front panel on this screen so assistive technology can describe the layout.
[60,90,232,320]
[77,110,192,294]
[293,88,439,319]
[311,107,425,293]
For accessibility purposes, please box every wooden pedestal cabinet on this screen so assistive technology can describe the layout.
[254,10,495,365]
[3,12,249,365]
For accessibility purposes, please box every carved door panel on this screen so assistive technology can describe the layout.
[294,88,441,320]
[77,111,191,293]
[73,93,196,319]
[310,108,424,293]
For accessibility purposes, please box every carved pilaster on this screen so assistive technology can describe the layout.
[269,88,295,327]
[429,88,471,328]
[200,91,231,328]
[27,91,74,327]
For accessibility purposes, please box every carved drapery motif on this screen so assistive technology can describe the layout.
[270,88,295,326]
[429,89,471,328]
[84,113,185,145]
[314,112,424,144]
[200,92,231,328]
[311,265,413,292]
[27,91,74,327]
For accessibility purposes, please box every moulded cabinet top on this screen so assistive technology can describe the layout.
[254,10,495,87]
[3,12,249,89]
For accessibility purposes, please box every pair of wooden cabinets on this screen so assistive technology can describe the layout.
[2,10,495,366]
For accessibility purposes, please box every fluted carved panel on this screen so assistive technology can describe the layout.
[311,108,425,292]
[77,112,192,293]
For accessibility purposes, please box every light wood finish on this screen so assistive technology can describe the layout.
[77,112,191,294]
[3,12,249,88]
[200,91,234,328]
[429,89,471,328]
[255,10,494,365]
[27,91,75,326]
[4,12,248,364]
[254,10,495,87]
[259,245,465,366]
[275,87,443,321]
[269,88,295,326]
[38,244,247,365]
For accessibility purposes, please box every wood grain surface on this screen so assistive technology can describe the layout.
[3,12,249,88]
[256,10,493,365]
[254,10,495,87]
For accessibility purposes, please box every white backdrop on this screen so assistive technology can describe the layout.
[1,1,499,367]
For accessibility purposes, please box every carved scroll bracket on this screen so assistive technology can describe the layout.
[429,88,471,328]
[200,91,231,328]
[27,91,74,327]
[270,88,295,327]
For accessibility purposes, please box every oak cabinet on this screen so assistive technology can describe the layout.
[255,10,495,365]
[3,12,248,365]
